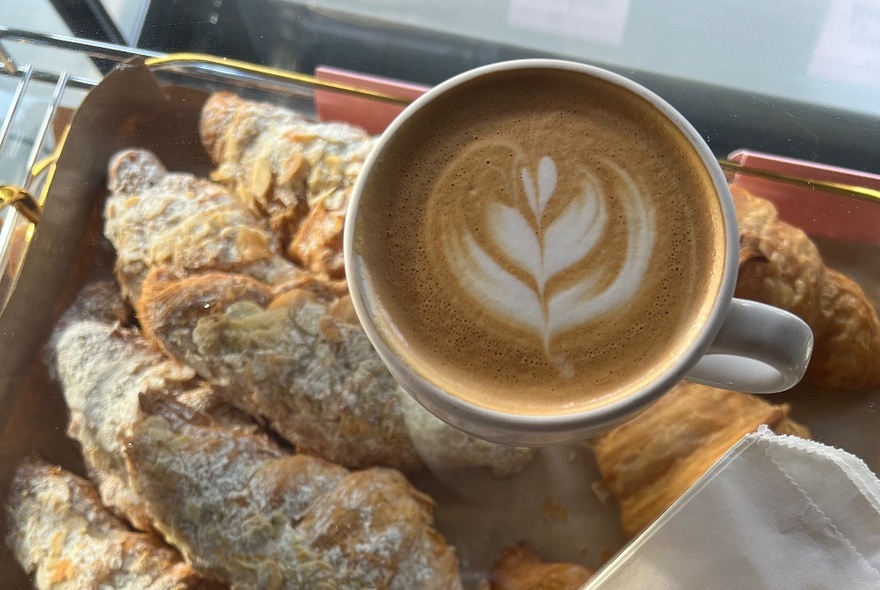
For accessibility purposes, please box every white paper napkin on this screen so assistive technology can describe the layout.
[587,426,880,589]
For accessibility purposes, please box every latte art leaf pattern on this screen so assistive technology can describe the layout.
[440,152,656,369]
[521,155,556,221]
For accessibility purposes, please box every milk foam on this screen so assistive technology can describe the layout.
[438,153,656,368]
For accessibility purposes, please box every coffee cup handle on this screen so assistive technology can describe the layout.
[684,298,814,393]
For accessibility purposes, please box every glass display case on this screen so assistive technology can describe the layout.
[0,2,878,589]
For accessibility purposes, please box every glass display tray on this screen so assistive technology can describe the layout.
[0,29,877,590]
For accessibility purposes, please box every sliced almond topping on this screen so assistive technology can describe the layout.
[247,159,273,202]
[277,153,305,186]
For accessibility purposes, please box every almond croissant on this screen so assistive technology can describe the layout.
[732,184,880,390]
[138,268,422,472]
[104,149,304,305]
[125,391,462,589]
[200,91,374,279]
[591,381,810,538]
[6,458,211,590]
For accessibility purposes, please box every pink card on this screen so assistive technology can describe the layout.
[314,66,429,135]
[728,150,880,245]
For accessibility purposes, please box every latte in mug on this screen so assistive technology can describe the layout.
[352,67,726,416]
[348,61,812,445]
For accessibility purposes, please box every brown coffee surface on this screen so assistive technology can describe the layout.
[355,68,726,416]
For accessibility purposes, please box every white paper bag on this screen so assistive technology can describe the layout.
[587,426,880,589]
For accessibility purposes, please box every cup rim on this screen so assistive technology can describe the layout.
[344,58,739,445]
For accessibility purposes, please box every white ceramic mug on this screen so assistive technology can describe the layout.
[344,59,813,446]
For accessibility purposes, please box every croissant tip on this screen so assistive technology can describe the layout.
[108,149,166,195]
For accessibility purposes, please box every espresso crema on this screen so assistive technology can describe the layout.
[355,69,726,416]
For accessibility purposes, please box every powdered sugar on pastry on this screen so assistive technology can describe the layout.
[139,269,422,472]
[7,458,209,590]
[201,92,375,278]
[104,149,302,305]
[48,281,256,531]
[125,392,462,589]
[399,392,536,477]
